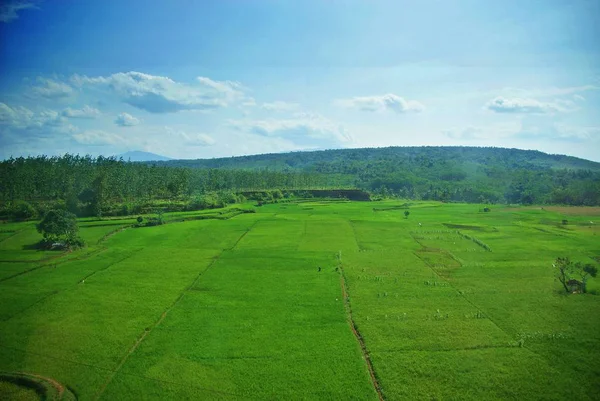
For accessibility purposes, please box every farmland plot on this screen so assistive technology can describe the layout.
[0,201,598,400]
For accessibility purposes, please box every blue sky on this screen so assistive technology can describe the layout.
[1,0,599,161]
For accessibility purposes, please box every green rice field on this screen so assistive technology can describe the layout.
[0,201,599,400]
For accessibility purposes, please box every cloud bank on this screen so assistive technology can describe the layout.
[71,72,245,113]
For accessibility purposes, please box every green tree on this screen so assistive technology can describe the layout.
[554,257,574,293]
[404,210,410,219]
[580,264,598,293]
[554,257,598,293]
[36,210,80,245]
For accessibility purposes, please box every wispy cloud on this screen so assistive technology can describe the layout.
[72,130,126,146]
[514,123,600,142]
[443,127,483,140]
[165,127,215,146]
[29,77,74,99]
[499,85,599,98]
[0,102,78,152]
[114,112,140,127]
[0,0,39,23]
[336,94,424,113]
[261,101,300,112]
[62,105,101,119]
[71,72,245,113]
[485,96,573,114]
[0,102,72,132]
[230,112,352,147]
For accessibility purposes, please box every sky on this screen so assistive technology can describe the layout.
[0,0,599,161]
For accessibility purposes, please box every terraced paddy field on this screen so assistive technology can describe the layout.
[0,201,599,400]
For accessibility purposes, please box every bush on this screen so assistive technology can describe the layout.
[10,201,37,220]
[144,218,164,227]
[190,192,221,210]
[36,209,79,243]
[36,209,85,250]
[65,236,86,249]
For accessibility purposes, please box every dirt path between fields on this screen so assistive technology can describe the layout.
[338,266,384,401]
[9,372,67,399]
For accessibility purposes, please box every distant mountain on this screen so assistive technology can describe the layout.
[116,151,172,162]
[155,146,600,172]
[147,146,600,204]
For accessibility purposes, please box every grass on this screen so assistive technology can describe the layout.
[0,200,599,400]
[0,380,40,401]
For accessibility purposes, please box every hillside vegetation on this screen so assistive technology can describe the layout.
[158,146,600,205]
[1,147,599,222]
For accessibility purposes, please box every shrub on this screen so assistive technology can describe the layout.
[36,209,85,250]
[65,236,86,249]
[37,209,79,242]
[10,201,37,220]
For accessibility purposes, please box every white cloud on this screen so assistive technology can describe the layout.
[29,77,74,99]
[485,96,573,114]
[72,130,126,146]
[0,0,38,23]
[165,127,215,146]
[184,133,216,146]
[230,112,352,147]
[71,71,245,113]
[62,105,101,119]
[114,112,140,127]
[0,102,34,127]
[0,102,78,149]
[336,94,424,113]
[530,85,598,98]
[0,102,72,131]
[261,101,300,112]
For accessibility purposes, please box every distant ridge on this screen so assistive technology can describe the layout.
[152,146,600,171]
[116,151,172,162]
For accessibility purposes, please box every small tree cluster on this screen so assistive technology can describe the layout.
[36,209,85,249]
[189,191,245,210]
[554,257,598,294]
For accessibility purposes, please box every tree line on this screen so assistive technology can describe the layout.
[0,155,325,219]
[1,146,599,221]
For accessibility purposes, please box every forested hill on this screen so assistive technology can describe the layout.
[154,146,600,205]
[157,147,600,172]
[1,147,599,208]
